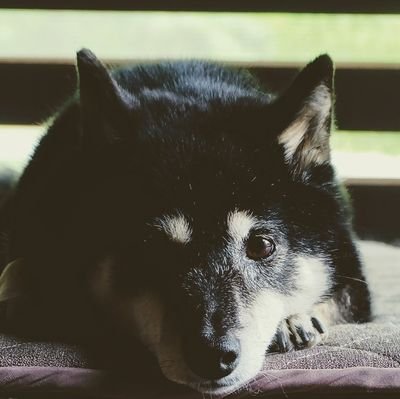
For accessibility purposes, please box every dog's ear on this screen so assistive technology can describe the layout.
[274,55,334,180]
[77,48,135,149]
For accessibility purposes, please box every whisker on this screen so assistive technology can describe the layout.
[336,274,368,285]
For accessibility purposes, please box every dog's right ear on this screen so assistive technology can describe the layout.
[273,55,334,181]
[77,49,135,150]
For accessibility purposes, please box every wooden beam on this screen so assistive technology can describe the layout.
[1,0,400,13]
[348,185,400,242]
[0,62,399,131]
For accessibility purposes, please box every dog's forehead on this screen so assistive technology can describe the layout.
[147,157,264,214]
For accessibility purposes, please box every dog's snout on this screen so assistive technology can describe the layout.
[183,335,240,380]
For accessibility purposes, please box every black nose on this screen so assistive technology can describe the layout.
[183,335,241,380]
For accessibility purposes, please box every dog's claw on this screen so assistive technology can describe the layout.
[296,326,311,344]
[274,325,294,353]
[272,314,327,353]
[311,316,325,334]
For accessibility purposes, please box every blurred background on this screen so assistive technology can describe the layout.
[0,2,399,243]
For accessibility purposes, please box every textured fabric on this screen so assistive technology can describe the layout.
[361,241,400,323]
[0,334,88,368]
[233,368,400,397]
[0,322,398,370]
[0,367,399,398]
[0,240,398,397]
[0,367,184,399]
[263,322,400,370]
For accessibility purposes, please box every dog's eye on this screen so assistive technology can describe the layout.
[246,235,275,260]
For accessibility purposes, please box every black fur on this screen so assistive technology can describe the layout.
[0,50,371,387]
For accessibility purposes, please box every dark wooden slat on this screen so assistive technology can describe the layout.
[251,67,400,132]
[1,0,400,13]
[0,64,76,125]
[0,62,399,131]
[348,185,400,243]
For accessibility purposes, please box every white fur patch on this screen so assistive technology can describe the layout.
[286,256,331,316]
[154,213,192,244]
[227,210,257,244]
[225,290,285,390]
[278,119,309,161]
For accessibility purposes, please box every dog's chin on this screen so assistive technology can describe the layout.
[158,348,266,396]
[189,380,245,396]
[165,364,262,396]
[164,371,254,396]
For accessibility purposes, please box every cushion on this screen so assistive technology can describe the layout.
[0,240,399,398]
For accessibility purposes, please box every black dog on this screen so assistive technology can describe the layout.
[0,50,370,394]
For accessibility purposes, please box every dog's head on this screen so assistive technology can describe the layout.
[75,50,340,394]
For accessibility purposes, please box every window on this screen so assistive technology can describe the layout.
[0,7,399,239]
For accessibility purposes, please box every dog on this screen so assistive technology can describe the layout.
[0,49,371,395]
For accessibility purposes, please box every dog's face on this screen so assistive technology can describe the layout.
[77,51,339,394]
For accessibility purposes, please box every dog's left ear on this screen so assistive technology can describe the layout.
[274,55,334,179]
[77,48,135,150]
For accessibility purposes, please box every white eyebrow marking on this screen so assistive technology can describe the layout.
[227,210,257,243]
[154,213,192,244]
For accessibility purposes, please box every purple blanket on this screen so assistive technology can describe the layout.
[0,367,399,398]
[0,321,399,398]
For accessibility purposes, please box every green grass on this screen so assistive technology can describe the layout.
[0,10,399,64]
[332,131,400,156]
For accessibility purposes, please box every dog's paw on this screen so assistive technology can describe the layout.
[272,314,327,353]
